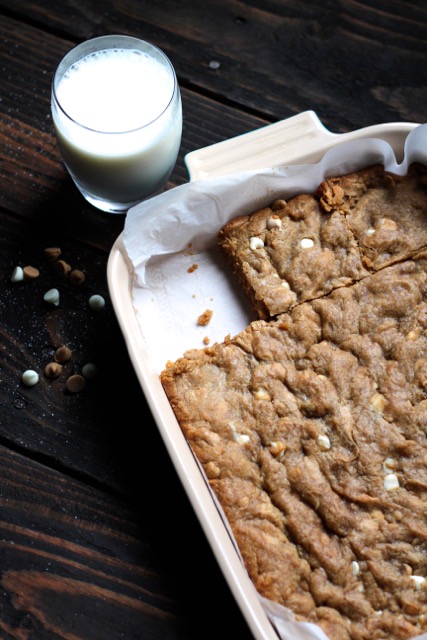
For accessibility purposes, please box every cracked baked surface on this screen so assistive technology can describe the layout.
[160,166,427,640]
[218,164,427,319]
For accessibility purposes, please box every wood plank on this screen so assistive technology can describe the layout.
[1,0,426,131]
[0,444,253,639]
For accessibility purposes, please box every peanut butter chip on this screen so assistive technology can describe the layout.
[69,269,85,285]
[44,247,62,261]
[406,329,421,340]
[54,345,72,363]
[269,440,286,457]
[205,461,220,478]
[271,199,287,211]
[44,362,62,379]
[383,457,397,473]
[66,374,86,393]
[23,266,39,280]
[379,217,397,230]
[54,260,72,276]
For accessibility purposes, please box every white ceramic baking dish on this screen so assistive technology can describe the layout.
[107,111,420,640]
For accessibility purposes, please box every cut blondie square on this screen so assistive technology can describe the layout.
[218,163,427,319]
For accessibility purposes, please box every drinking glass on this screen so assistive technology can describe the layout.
[51,35,182,213]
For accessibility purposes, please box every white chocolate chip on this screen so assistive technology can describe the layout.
[410,575,426,590]
[370,392,385,414]
[236,433,250,445]
[351,561,360,576]
[281,280,290,290]
[11,266,24,282]
[249,237,264,250]
[384,473,399,491]
[43,288,60,306]
[300,238,314,249]
[366,228,375,235]
[253,388,270,400]
[317,434,331,451]
[88,294,105,311]
[22,369,39,387]
[266,215,282,230]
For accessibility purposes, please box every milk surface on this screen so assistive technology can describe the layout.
[52,45,182,210]
[57,48,174,133]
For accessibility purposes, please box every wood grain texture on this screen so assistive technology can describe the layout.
[0,446,252,639]
[1,0,426,130]
[1,0,427,637]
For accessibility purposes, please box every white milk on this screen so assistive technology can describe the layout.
[52,39,182,212]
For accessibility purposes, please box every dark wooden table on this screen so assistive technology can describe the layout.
[1,2,426,638]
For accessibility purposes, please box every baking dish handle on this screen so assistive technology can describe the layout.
[184,110,417,181]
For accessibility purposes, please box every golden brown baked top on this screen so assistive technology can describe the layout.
[218,164,427,319]
[161,165,427,640]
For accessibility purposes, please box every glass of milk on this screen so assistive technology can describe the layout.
[51,35,182,213]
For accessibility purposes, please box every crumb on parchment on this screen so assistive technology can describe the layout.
[197,309,213,326]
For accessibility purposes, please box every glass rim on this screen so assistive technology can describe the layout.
[51,34,179,135]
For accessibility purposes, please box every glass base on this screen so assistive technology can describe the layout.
[82,192,139,214]
[81,188,164,214]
